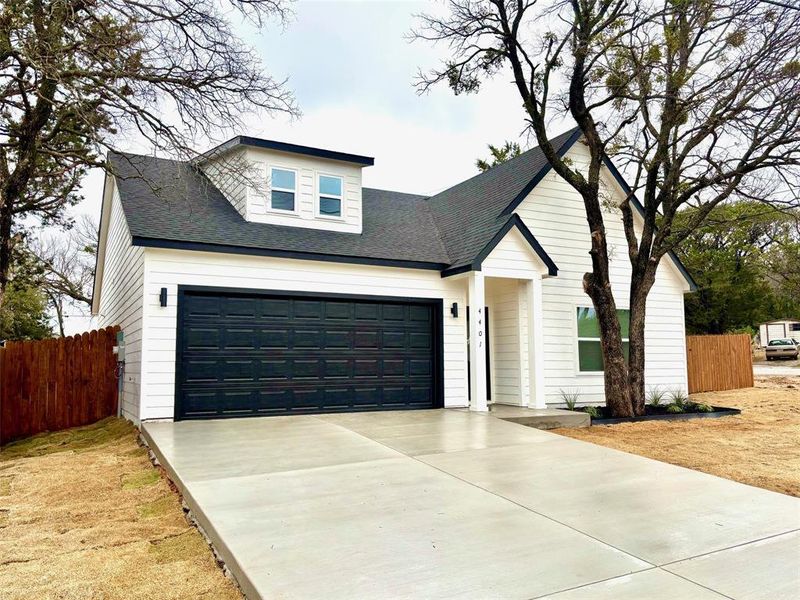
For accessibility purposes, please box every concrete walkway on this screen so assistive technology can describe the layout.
[142,410,800,600]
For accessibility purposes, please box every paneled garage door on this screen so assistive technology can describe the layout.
[175,288,443,420]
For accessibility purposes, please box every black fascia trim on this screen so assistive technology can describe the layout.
[131,236,447,271]
[499,127,583,217]
[237,136,374,166]
[600,155,698,292]
[440,215,559,278]
[439,264,474,278]
[173,286,445,420]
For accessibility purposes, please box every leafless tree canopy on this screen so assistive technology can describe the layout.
[0,0,298,305]
[26,216,97,336]
[413,0,800,416]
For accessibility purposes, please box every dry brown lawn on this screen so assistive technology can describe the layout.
[0,418,241,600]
[554,376,800,497]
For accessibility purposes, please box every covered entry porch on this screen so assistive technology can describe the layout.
[464,272,547,412]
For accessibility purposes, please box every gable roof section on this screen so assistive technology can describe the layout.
[103,129,694,292]
[108,153,449,270]
[441,215,558,277]
[426,128,579,272]
[599,155,697,291]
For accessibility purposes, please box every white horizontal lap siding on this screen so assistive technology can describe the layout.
[97,183,145,422]
[201,149,248,218]
[139,249,468,420]
[516,142,689,406]
[244,148,362,234]
[482,227,546,279]
[486,278,523,405]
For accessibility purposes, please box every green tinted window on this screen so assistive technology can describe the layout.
[578,341,630,372]
[577,307,630,372]
[577,307,601,337]
[578,340,604,371]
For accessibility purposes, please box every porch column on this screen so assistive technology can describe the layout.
[468,270,488,411]
[526,275,546,408]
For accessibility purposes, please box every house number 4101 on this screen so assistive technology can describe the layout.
[476,308,483,349]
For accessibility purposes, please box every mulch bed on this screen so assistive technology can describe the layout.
[571,404,741,424]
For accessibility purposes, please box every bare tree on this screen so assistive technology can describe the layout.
[27,216,96,336]
[413,0,800,416]
[0,0,298,308]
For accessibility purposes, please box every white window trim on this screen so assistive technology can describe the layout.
[267,165,299,215]
[574,304,630,376]
[316,172,345,221]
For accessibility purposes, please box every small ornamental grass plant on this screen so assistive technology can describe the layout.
[559,388,581,411]
[646,385,666,407]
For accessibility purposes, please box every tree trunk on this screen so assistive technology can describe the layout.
[584,272,634,418]
[0,199,14,312]
[626,259,658,415]
[49,293,66,337]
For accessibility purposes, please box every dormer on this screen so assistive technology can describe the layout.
[199,137,374,234]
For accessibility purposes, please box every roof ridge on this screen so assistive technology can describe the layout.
[362,187,429,199]
[427,126,580,206]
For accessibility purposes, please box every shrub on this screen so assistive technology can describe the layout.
[668,388,689,408]
[559,388,580,410]
[666,403,685,414]
[584,405,601,419]
[646,385,666,407]
[694,403,714,413]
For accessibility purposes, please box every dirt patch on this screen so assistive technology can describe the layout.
[0,418,241,600]
[554,377,800,497]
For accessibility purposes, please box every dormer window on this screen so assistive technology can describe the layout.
[318,174,343,218]
[270,167,297,212]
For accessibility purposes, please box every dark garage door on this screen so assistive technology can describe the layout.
[175,288,442,420]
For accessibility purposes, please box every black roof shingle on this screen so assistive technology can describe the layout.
[109,153,451,269]
[106,128,605,279]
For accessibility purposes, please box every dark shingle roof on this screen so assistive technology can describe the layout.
[106,128,698,291]
[427,128,580,270]
[107,130,580,273]
[108,153,450,268]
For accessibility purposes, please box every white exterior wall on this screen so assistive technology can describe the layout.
[486,278,523,405]
[238,148,364,233]
[482,227,548,279]
[138,249,468,420]
[201,148,248,218]
[95,182,145,422]
[515,142,690,405]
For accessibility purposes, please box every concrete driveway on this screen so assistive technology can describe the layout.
[142,410,800,600]
[754,360,800,377]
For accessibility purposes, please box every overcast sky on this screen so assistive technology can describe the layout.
[76,0,574,220]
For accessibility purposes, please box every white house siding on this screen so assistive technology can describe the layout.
[138,249,468,420]
[245,148,363,234]
[486,278,523,405]
[96,183,145,421]
[515,142,690,405]
[482,227,549,279]
[201,148,249,219]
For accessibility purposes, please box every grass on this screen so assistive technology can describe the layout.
[0,417,132,460]
[0,418,241,600]
[554,376,800,497]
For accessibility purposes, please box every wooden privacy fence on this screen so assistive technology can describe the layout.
[686,334,754,394]
[0,326,120,445]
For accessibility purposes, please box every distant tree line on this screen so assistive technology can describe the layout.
[675,203,799,336]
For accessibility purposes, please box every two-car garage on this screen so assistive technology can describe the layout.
[175,287,443,420]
